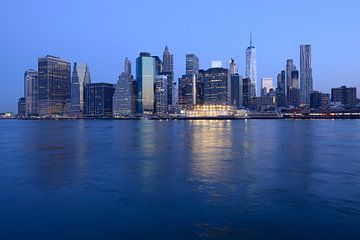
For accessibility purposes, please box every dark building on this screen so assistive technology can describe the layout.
[310,91,323,109]
[331,86,357,108]
[203,67,228,105]
[85,83,114,117]
[260,89,277,110]
[288,87,301,108]
[162,46,174,108]
[230,74,242,108]
[178,73,203,109]
[311,91,330,110]
[38,55,71,116]
[18,97,26,118]
[243,78,254,109]
[321,93,330,109]
[276,70,287,107]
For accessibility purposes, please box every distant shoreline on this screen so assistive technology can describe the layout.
[4,116,360,121]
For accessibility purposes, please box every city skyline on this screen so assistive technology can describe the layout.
[1,0,360,112]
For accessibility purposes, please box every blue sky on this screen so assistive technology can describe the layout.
[0,0,359,112]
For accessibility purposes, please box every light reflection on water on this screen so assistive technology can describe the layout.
[0,120,360,239]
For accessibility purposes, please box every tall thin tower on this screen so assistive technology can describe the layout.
[245,32,257,98]
[300,45,313,104]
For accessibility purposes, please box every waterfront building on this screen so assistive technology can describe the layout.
[38,55,71,116]
[260,89,277,110]
[276,70,287,107]
[71,63,91,116]
[321,93,330,109]
[230,74,243,108]
[310,91,322,109]
[162,46,174,108]
[310,91,330,110]
[203,67,228,105]
[113,72,136,117]
[85,83,114,117]
[154,75,168,114]
[245,33,257,98]
[186,54,199,75]
[243,77,254,109]
[288,87,301,108]
[18,97,26,118]
[24,69,38,117]
[286,59,295,97]
[331,86,357,108]
[300,45,313,104]
[261,77,273,96]
[178,73,203,109]
[136,52,156,114]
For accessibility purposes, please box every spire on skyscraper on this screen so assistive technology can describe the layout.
[250,31,253,47]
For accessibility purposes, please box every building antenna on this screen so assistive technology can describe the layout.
[250,31,253,47]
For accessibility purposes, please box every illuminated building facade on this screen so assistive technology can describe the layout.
[38,55,71,116]
[24,69,38,117]
[154,75,168,114]
[203,67,228,105]
[113,72,136,116]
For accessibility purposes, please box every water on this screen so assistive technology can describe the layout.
[1,120,360,239]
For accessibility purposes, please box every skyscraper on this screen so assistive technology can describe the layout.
[136,52,156,114]
[230,74,243,108]
[286,59,295,98]
[154,75,168,114]
[276,70,286,107]
[229,58,238,75]
[113,72,136,117]
[24,69,38,117]
[291,69,299,89]
[245,32,257,98]
[229,58,240,107]
[162,46,173,73]
[124,57,132,75]
[242,78,253,109]
[18,97,26,118]
[71,63,91,116]
[203,67,228,105]
[162,46,174,108]
[38,55,71,116]
[153,56,162,75]
[186,54,199,75]
[85,83,114,118]
[300,45,313,104]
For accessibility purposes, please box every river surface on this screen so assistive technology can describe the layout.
[0,120,360,239]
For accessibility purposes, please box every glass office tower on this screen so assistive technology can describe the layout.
[71,63,91,116]
[136,52,156,114]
